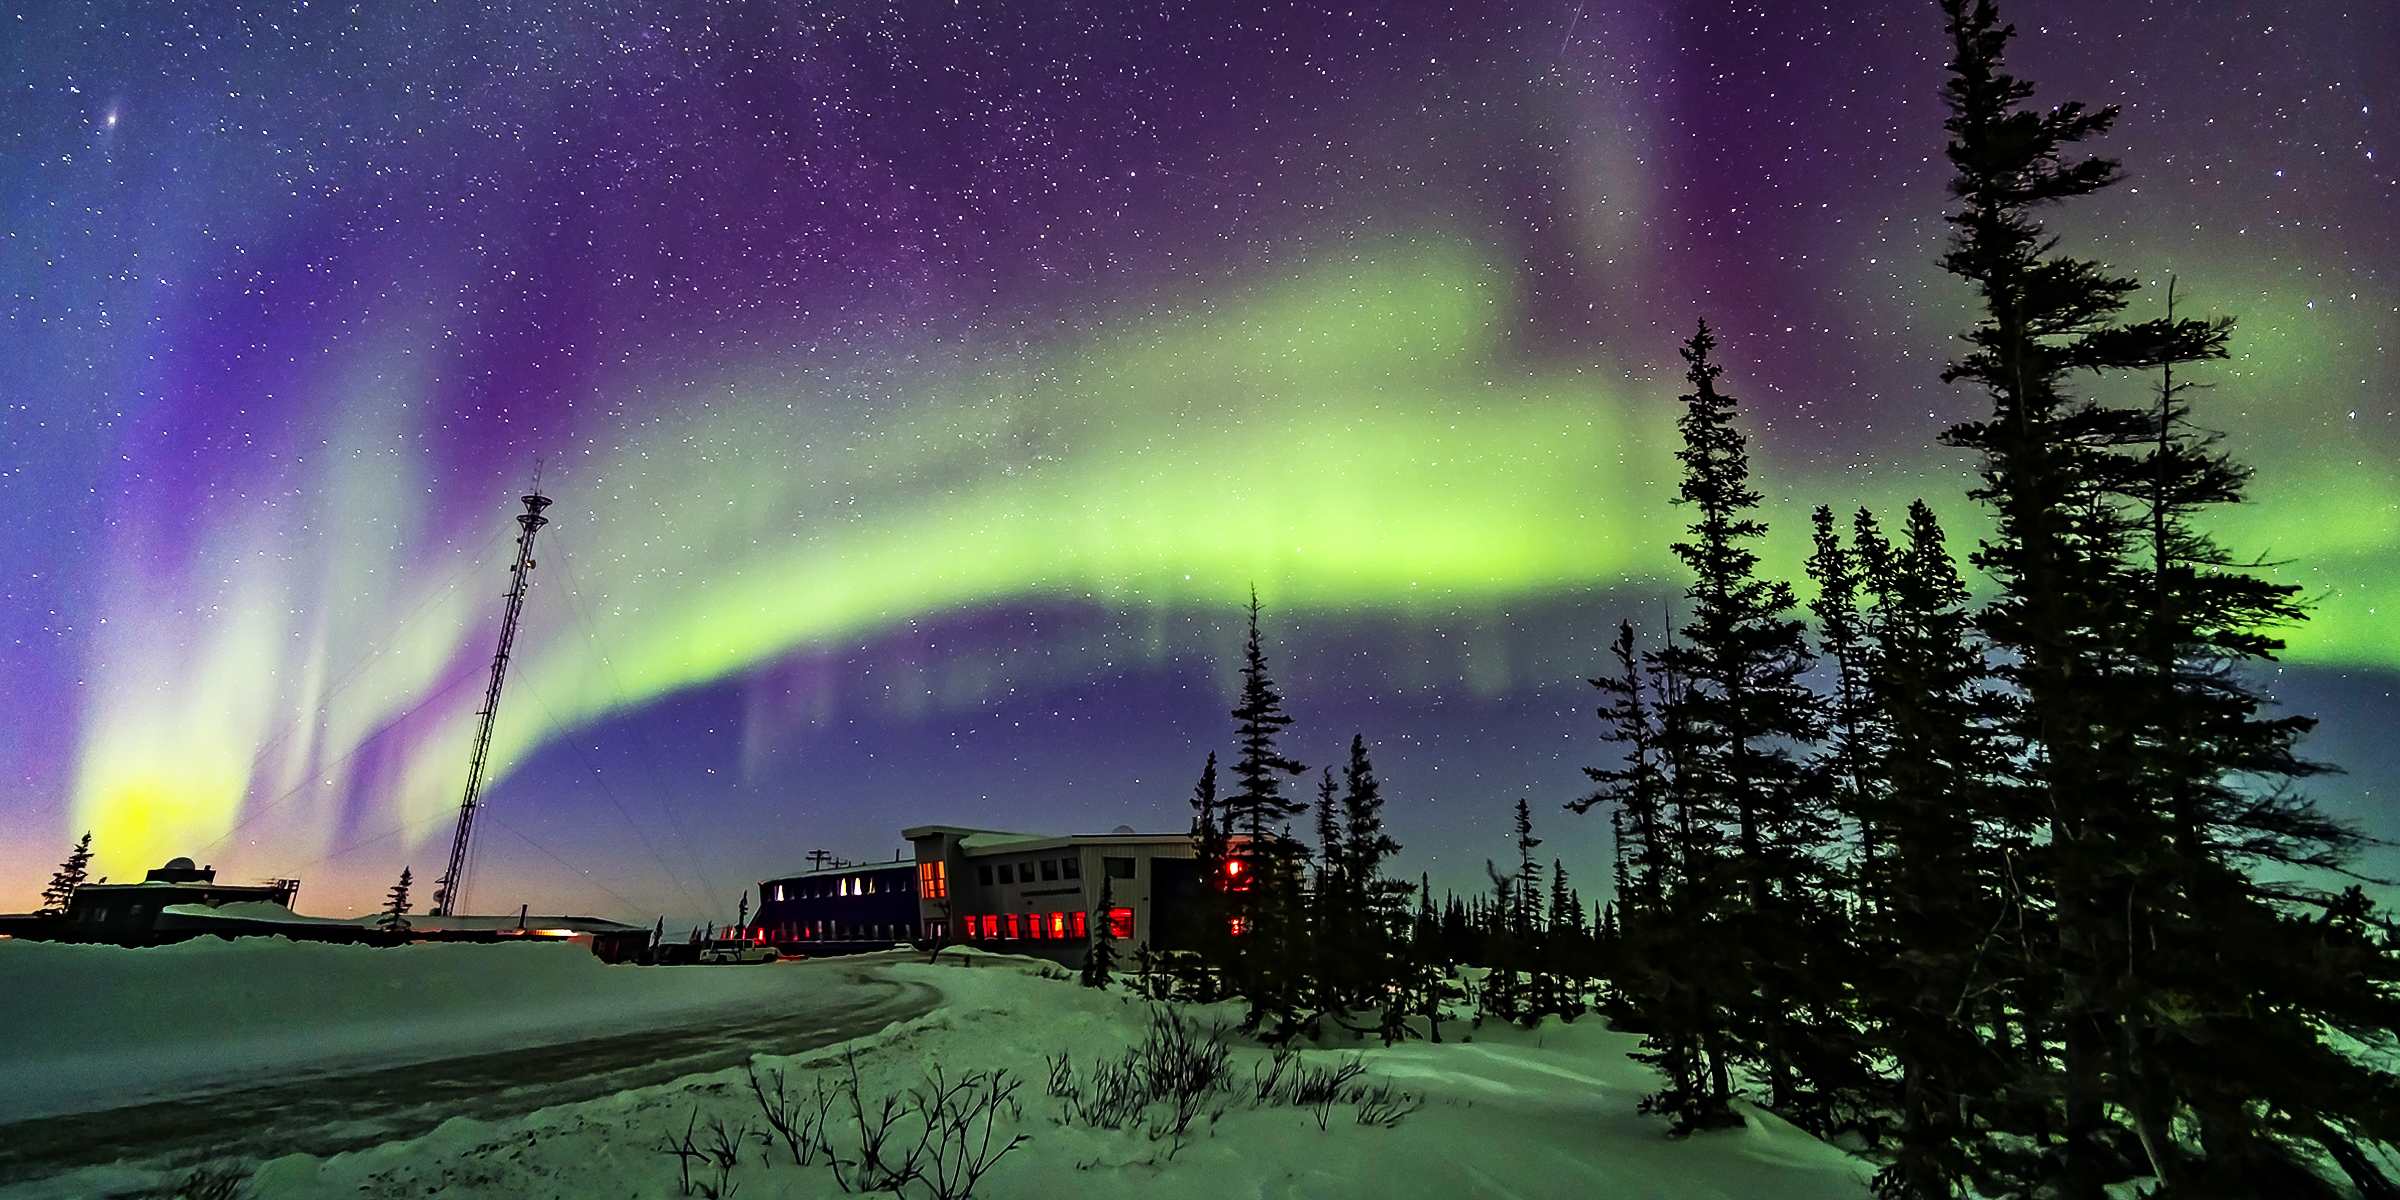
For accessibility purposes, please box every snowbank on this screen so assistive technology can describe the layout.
[56,953,1879,1200]
[0,937,826,1121]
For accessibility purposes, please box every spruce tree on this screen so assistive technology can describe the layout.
[1083,873,1120,989]
[1547,861,1588,1022]
[1181,752,1231,1002]
[2105,289,2397,1192]
[1340,735,1405,938]
[1576,621,1674,1026]
[1851,501,2015,1199]
[39,831,94,917]
[1219,590,1309,1031]
[1648,320,1829,1118]
[1311,765,1345,1016]
[379,866,415,934]
[1932,3,2291,1193]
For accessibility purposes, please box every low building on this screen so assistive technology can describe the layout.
[749,856,923,955]
[741,826,1210,967]
[0,856,646,960]
[12,857,303,946]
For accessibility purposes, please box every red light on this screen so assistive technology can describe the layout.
[1225,860,1244,875]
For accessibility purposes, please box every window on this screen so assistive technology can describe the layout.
[1002,914,1019,940]
[977,864,993,887]
[995,863,1013,885]
[1040,859,1059,882]
[1048,912,1068,938]
[926,919,945,940]
[1104,857,1135,879]
[1060,857,1080,880]
[1107,908,1134,939]
[1070,911,1088,938]
[919,861,947,900]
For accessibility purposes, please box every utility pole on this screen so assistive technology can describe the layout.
[430,483,553,916]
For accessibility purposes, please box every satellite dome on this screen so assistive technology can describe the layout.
[163,856,197,871]
[1110,825,1136,835]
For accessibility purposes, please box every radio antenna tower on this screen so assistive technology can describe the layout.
[430,474,553,917]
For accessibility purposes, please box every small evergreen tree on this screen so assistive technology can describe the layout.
[1179,752,1230,1002]
[1546,860,1588,1022]
[39,832,94,917]
[1083,873,1120,988]
[379,866,415,934]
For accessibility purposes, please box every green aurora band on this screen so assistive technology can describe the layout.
[70,238,2400,875]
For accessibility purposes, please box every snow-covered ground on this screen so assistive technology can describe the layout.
[0,936,842,1122]
[4,941,1879,1199]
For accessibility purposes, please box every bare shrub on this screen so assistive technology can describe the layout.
[150,1164,250,1200]
[1352,1080,1427,1128]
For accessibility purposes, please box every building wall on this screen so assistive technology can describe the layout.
[750,862,919,951]
[907,828,1199,966]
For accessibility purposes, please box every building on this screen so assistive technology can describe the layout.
[749,856,924,954]
[0,856,646,961]
[0,857,302,946]
[744,826,1206,966]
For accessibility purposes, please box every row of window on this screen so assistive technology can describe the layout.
[970,856,1141,887]
[769,872,913,902]
[960,909,1135,941]
[764,921,909,940]
[976,857,1078,886]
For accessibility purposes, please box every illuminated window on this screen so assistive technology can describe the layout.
[918,861,947,900]
[980,915,997,939]
[1048,912,1067,938]
[1002,914,1019,939]
[1229,916,1249,937]
[1028,913,1047,939]
[1070,911,1088,938]
[1107,908,1134,939]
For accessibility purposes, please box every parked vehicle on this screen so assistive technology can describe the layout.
[697,939,782,964]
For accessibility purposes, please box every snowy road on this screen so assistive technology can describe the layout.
[0,955,940,1190]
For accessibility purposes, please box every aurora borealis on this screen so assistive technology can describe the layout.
[4,2,2393,922]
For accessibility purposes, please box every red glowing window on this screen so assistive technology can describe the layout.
[1002,914,1019,940]
[1107,908,1134,939]
[1048,912,1067,938]
[918,861,948,900]
[1221,858,1251,892]
[1028,913,1047,939]
[1070,911,1088,939]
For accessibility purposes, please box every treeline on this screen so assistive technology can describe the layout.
[1110,4,2400,1199]
[1579,4,2400,1198]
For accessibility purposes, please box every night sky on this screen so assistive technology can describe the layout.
[4,2,2393,924]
